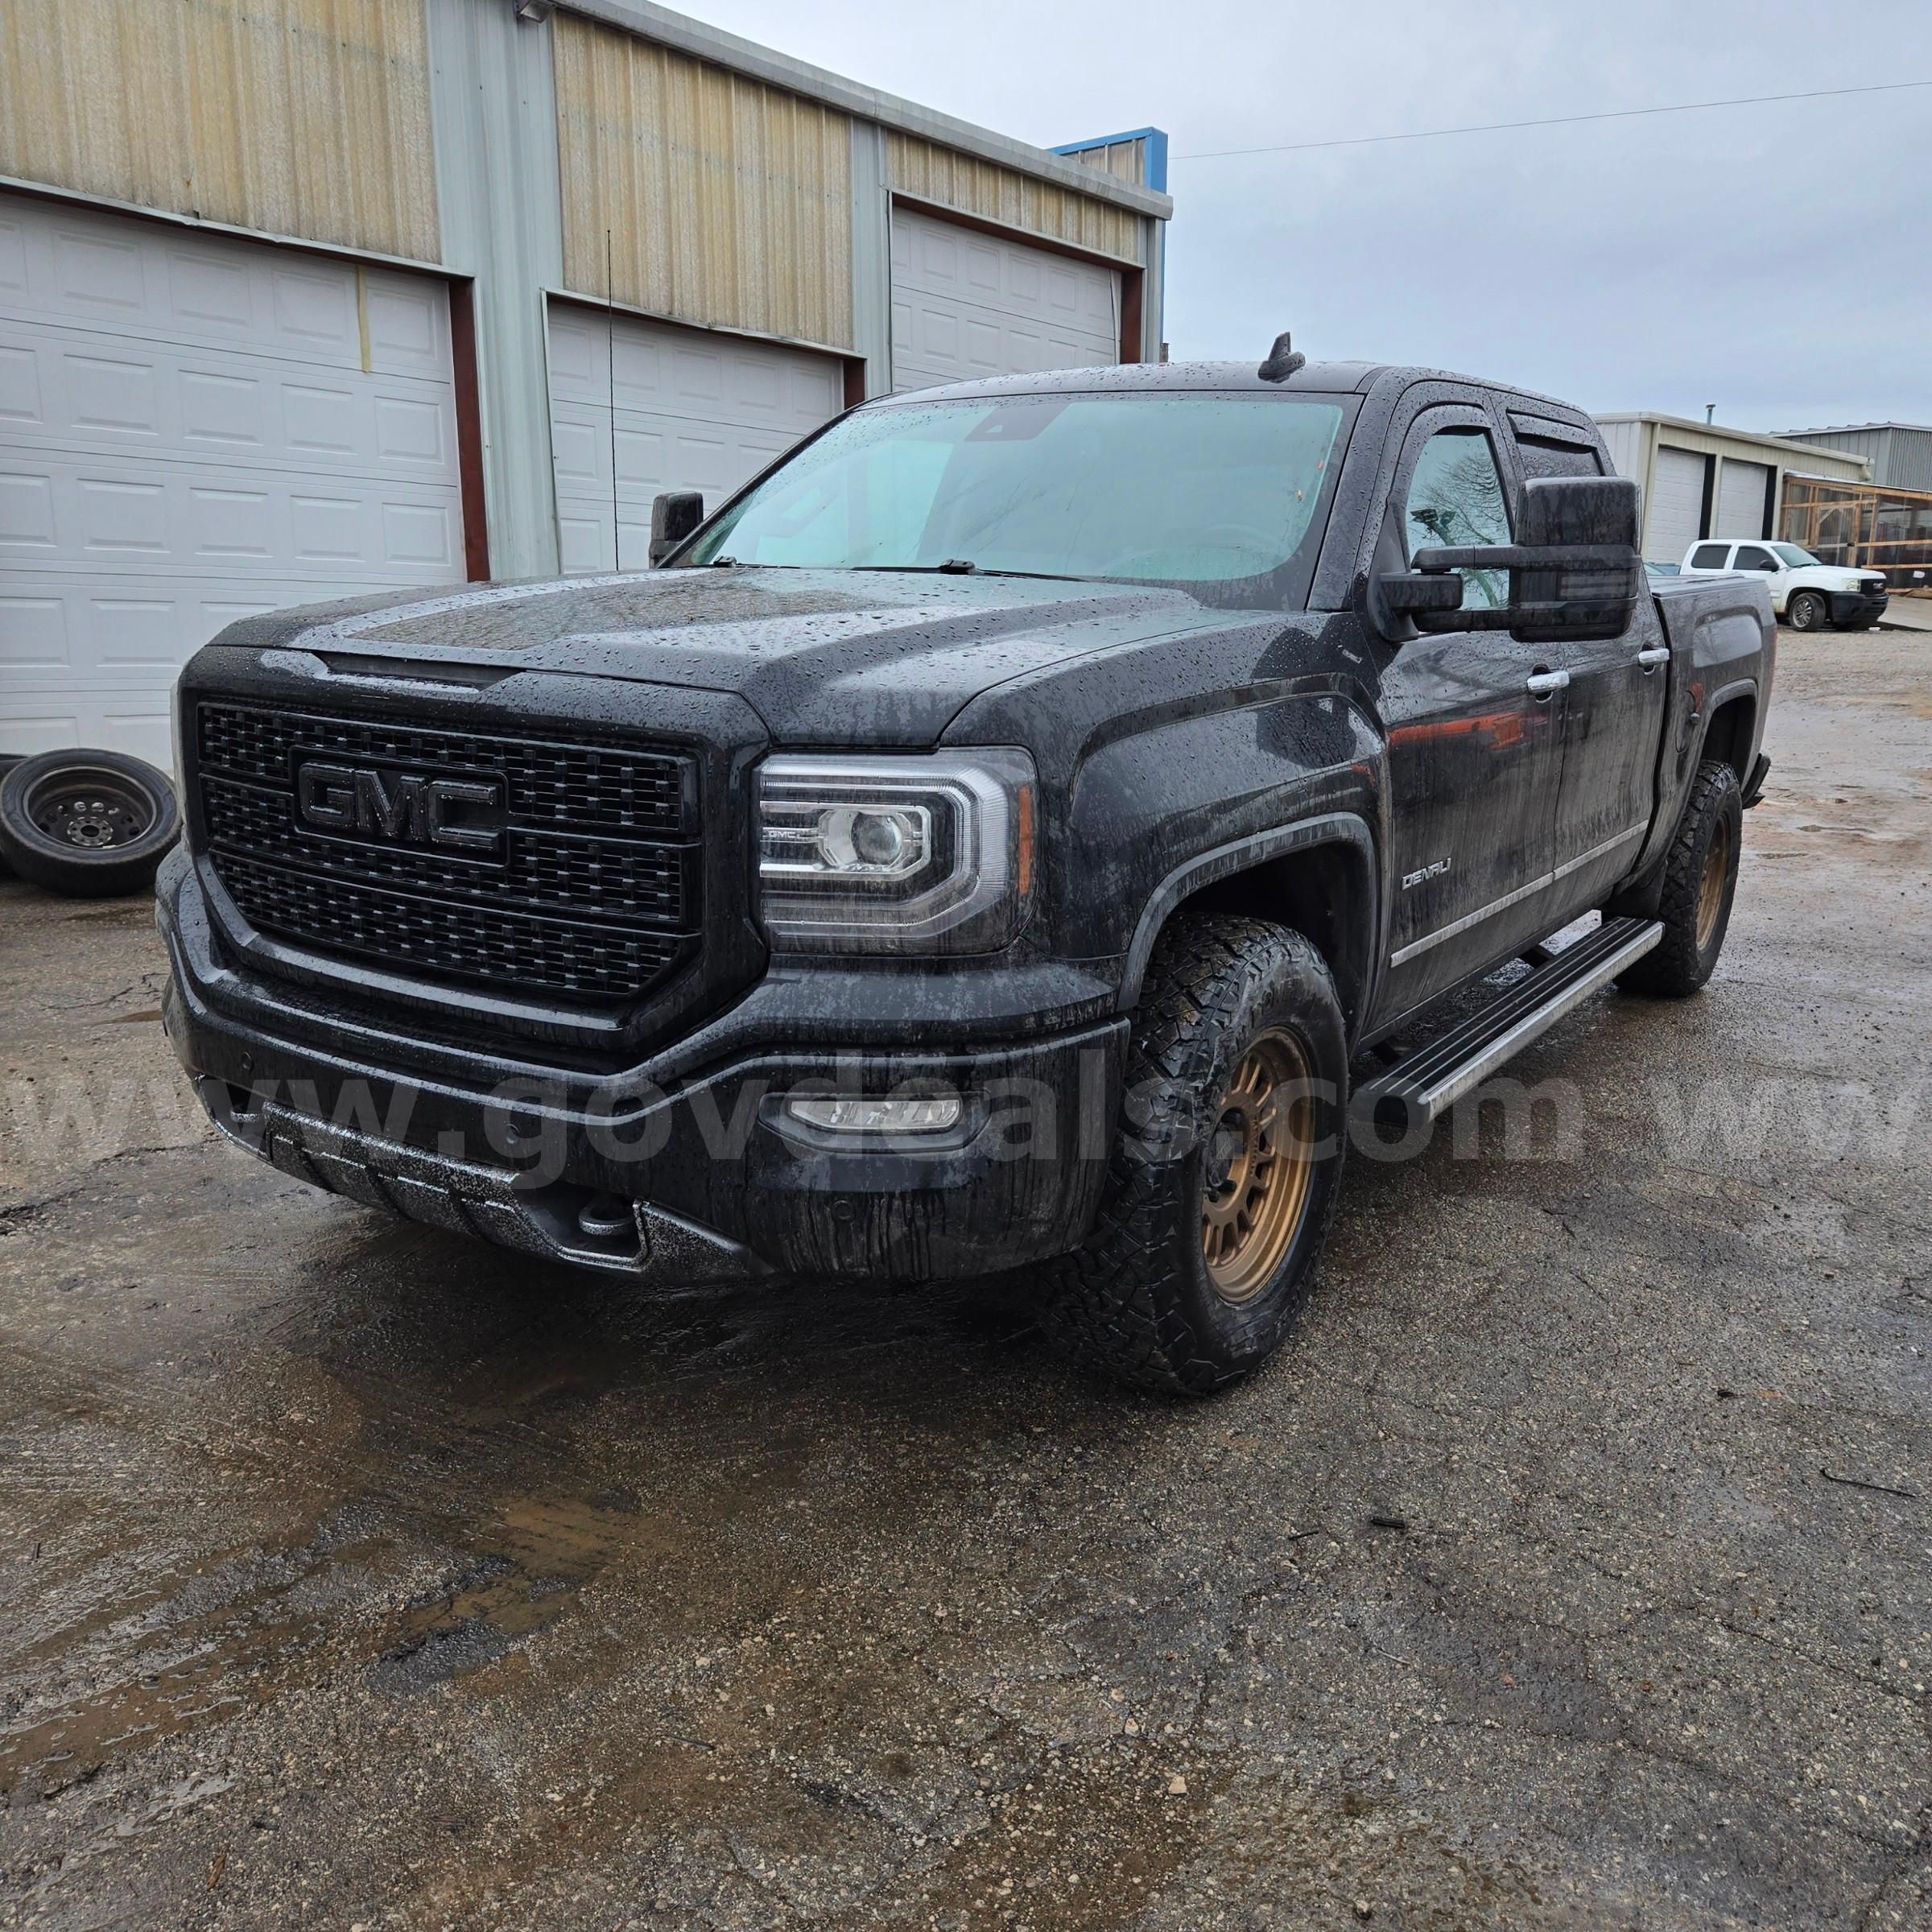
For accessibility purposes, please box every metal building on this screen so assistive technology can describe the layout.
[0,0,1171,765]
[1779,423,1932,495]
[1592,412,1868,565]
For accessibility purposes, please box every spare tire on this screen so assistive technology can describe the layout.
[0,755,19,879]
[0,749,181,898]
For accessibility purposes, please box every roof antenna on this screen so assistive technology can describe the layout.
[1257,331,1304,382]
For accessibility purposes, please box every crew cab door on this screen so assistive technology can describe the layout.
[1503,423,1670,914]
[1374,407,1570,1015]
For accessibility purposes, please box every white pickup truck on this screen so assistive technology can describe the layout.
[1680,539,1888,632]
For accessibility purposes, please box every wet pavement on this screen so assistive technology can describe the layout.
[2,628,1929,1930]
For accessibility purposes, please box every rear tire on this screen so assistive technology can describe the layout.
[1042,915,1348,1397]
[1616,761,1742,997]
[0,750,181,898]
[1785,590,1827,633]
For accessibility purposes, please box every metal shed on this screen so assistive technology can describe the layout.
[1779,423,1932,495]
[1592,413,1869,564]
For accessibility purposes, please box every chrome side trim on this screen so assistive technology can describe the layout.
[1551,822,1647,883]
[1389,825,1647,968]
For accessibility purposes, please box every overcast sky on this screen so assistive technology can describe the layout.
[688,0,1932,431]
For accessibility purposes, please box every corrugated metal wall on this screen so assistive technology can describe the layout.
[553,13,853,352]
[0,0,440,262]
[1785,426,1932,493]
[888,133,1145,266]
[1066,138,1148,190]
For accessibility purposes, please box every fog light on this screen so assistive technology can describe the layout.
[783,1093,963,1134]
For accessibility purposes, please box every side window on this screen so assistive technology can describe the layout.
[1733,544,1777,572]
[1404,427,1511,610]
[1690,543,1731,570]
[1516,434,1604,480]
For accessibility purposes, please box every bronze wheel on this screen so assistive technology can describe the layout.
[1044,916,1348,1395]
[1695,811,1731,951]
[1199,1029,1316,1304]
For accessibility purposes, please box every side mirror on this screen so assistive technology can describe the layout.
[1376,477,1641,644]
[649,490,704,566]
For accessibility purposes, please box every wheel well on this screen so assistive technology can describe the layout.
[1166,840,1373,1035]
[1701,693,1757,784]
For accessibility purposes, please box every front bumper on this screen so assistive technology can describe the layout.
[1829,589,1889,625]
[159,848,1127,1284]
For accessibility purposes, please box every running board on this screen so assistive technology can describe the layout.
[1353,917,1663,1132]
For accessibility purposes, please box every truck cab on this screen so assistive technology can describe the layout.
[1682,538,1888,631]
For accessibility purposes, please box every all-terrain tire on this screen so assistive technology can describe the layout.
[1042,915,1348,1397]
[1616,760,1742,997]
[1785,590,1827,633]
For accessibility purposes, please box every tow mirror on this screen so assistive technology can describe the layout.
[1377,476,1641,643]
[649,489,704,565]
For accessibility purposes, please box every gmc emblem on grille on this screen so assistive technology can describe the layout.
[295,761,505,856]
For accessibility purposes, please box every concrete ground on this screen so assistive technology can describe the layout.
[2,629,1928,1932]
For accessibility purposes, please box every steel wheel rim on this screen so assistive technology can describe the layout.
[22,766,157,852]
[1199,1029,1317,1304]
[1696,814,1730,950]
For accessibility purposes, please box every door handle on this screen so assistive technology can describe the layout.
[1525,670,1569,698]
[1636,646,1670,669]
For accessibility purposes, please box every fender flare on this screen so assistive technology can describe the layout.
[1120,811,1379,1010]
[1697,677,1761,772]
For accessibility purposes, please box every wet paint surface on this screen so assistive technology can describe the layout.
[2,627,1930,1927]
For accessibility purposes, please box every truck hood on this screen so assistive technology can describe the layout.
[219,568,1222,745]
[1790,566,1881,592]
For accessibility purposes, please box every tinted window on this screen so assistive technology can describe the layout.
[1733,545,1777,572]
[1690,543,1731,569]
[1517,434,1604,480]
[1404,427,1511,609]
[686,393,1348,606]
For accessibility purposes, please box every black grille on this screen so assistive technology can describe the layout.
[195,703,700,1004]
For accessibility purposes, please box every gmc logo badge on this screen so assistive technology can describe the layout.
[295,761,505,857]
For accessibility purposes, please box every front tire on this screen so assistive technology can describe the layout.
[1617,761,1742,997]
[1786,590,1827,632]
[1042,916,1348,1396]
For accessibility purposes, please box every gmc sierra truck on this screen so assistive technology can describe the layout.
[159,341,1775,1395]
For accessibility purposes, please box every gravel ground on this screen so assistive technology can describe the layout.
[1,628,1928,1931]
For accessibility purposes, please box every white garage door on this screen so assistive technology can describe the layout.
[1715,458,1772,542]
[0,193,464,769]
[1646,445,1709,564]
[890,206,1121,394]
[547,303,844,575]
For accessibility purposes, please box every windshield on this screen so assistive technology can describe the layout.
[1772,543,1819,568]
[681,392,1348,606]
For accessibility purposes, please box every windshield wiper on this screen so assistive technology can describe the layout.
[852,563,1093,583]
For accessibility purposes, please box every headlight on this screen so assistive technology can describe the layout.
[756,749,1035,954]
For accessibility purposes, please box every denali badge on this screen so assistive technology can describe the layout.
[1402,857,1452,890]
[295,761,505,856]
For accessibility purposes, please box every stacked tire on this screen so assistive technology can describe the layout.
[0,750,181,898]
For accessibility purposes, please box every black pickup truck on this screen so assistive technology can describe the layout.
[159,344,1775,1394]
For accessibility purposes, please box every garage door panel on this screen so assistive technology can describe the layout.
[890,207,1120,394]
[1646,446,1707,564]
[2,448,460,580]
[0,210,449,382]
[548,301,841,574]
[0,314,458,482]
[1715,459,1771,542]
[0,594,66,667]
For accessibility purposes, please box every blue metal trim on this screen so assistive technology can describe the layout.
[1049,126,1169,194]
